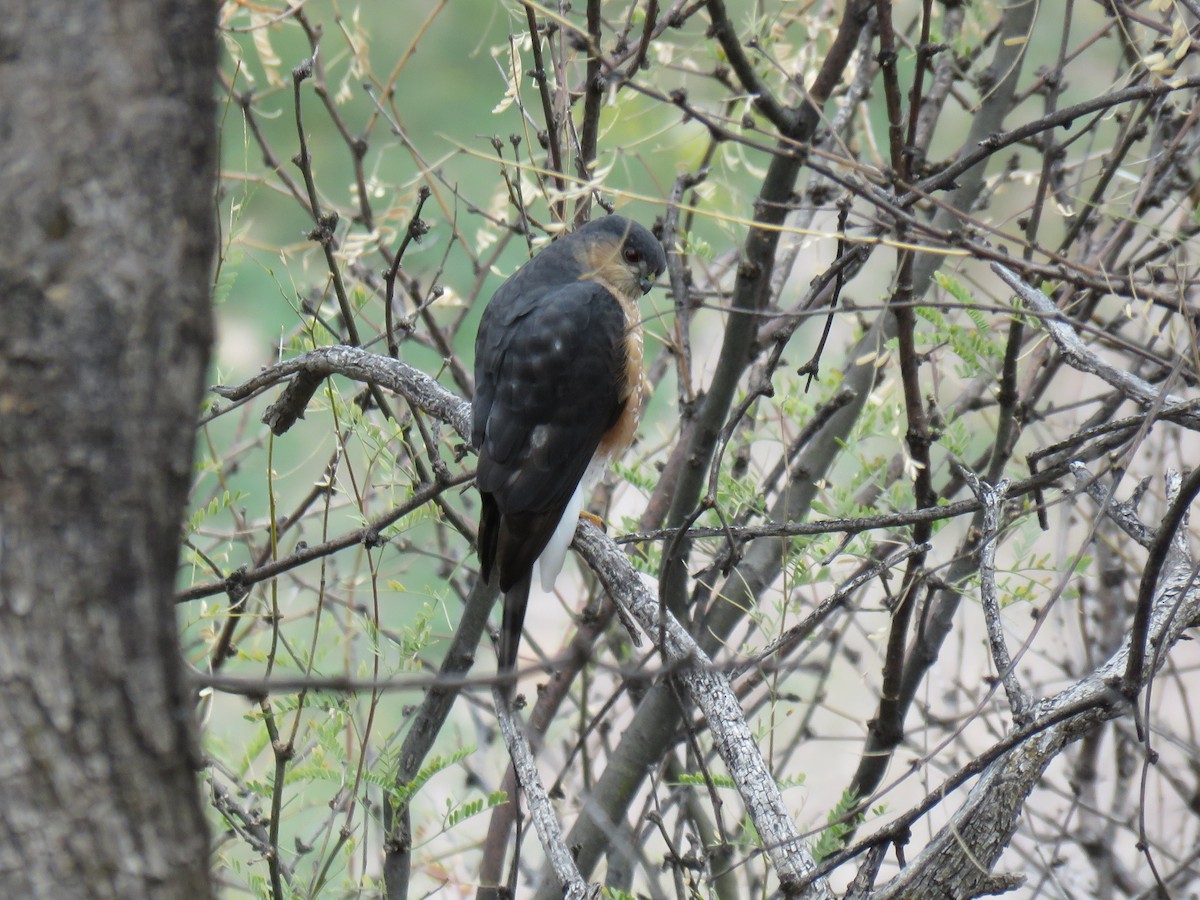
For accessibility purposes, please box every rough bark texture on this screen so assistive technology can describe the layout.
[0,1,216,897]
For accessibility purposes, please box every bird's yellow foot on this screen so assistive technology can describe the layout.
[580,511,607,532]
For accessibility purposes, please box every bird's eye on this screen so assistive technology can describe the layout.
[623,246,640,265]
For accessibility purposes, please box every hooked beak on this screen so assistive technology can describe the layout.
[639,274,655,295]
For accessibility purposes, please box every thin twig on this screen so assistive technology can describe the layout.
[961,469,1030,723]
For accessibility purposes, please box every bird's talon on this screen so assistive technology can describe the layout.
[580,511,606,532]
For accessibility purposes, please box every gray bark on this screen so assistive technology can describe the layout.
[0,1,216,897]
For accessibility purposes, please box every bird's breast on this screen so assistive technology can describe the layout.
[599,308,645,459]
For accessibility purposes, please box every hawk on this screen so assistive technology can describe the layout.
[472,215,666,688]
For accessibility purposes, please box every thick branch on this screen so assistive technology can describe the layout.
[871,544,1200,897]
[573,524,832,899]
[212,345,472,441]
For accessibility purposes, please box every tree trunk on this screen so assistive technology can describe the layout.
[0,1,216,896]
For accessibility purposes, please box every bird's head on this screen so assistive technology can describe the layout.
[572,215,667,300]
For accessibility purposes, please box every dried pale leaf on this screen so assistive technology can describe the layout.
[250,13,285,88]
[545,182,594,206]
[335,228,381,270]
[1171,30,1192,62]
[903,456,927,480]
[220,31,250,82]
[432,287,465,309]
[517,175,541,204]
[346,7,368,81]
[491,39,524,115]
[731,139,768,180]
[476,228,498,254]
[1141,51,1172,75]
[545,165,615,209]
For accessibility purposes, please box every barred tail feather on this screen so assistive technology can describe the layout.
[498,570,533,694]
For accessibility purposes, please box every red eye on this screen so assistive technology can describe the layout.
[623,246,640,264]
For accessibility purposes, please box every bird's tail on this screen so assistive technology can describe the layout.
[498,570,532,695]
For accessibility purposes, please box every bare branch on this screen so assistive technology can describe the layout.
[212,345,472,441]
[993,263,1200,430]
[494,687,600,899]
[962,470,1030,723]
[573,523,833,898]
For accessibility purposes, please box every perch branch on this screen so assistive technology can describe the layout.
[212,345,472,441]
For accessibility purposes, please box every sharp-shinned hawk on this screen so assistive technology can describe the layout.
[472,215,666,690]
